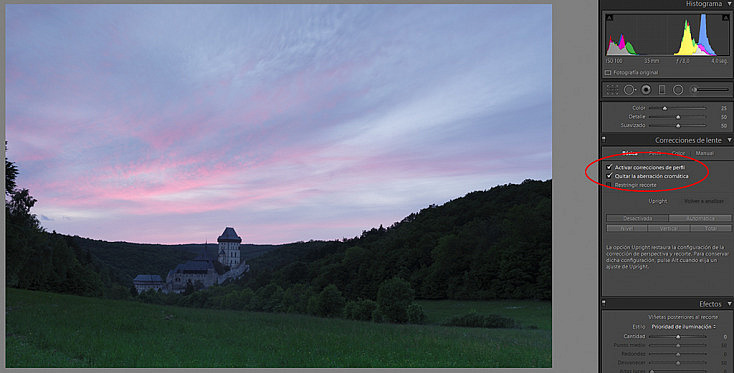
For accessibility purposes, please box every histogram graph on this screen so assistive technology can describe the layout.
[604,13,730,56]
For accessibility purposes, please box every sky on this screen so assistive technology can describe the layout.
[5,4,552,245]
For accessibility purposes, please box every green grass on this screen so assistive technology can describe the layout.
[6,288,551,368]
[418,299,552,330]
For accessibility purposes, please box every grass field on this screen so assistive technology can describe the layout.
[6,288,551,368]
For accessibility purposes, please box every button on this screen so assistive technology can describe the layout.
[647,225,690,232]
[624,84,635,95]
[605,84,620,96]
[673,85,684,95]
[690,225,733,232]
[641,84,651,95]
[658,85,666,94]
[669,215,732,222]
[606,215,668,222]
[607,225,647,232]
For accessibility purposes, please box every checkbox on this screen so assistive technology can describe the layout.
[606,164,613,170]
[606,172,613,179]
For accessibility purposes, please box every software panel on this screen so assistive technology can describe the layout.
[599,1,734,372]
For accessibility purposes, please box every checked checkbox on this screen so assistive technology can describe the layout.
[606,172,613,179]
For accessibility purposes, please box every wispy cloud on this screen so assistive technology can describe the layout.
[6,4,551,244]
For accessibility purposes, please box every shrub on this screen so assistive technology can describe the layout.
[344,300,358,319]
[376,277,414,323]
[254,282,284,312]
[314,284,345,317]
[406,303,426,324]
[306,295,319,315]
[221,288,253,310]
[344,299,377,321]
[178,290,209,308]
[138,289,163,304]
[441,313,519,329]
[371,309,384,323]
[282,284,310,314]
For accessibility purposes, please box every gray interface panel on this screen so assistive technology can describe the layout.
[599,1,734,373]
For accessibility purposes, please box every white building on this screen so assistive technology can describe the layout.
[133,274,165,293]
[217,226,242,267]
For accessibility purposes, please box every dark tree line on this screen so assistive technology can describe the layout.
[69,238,278,284]
[7,142,549,318]
[133,179,549,326]
[135,275,428,325]
[241,179,551,302]
[5,153,128,298]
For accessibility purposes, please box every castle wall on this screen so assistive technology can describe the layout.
[218,241,240,267]
[167,270,218,292]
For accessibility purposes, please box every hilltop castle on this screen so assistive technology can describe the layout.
[217,227,242,267]
[133,227,250,294]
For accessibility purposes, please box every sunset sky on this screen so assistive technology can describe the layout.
[6,4,551,244]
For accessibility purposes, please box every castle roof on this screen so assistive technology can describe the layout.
[194,245,212,261]
[171,245,216,274]
[173,257,215,273]
[133,274,164,283]
[217,227,242,243]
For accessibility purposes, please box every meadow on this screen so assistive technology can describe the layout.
[6,288,551,368]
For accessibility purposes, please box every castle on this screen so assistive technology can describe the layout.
[133,227,250,294]
[217,227,242,267]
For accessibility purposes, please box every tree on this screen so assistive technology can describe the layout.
[183,279,196,296]
[4,150,107,297]
[221,287,253,310]
[314,284,345,317]
[282,284,310,313]
[5,154,43,287]
[7,188,38,227]
[376,277,414,323]
[6,158,18,196]
[281,261,310,284]
[407,303,426,324]
[344,299,377,321]
[239,180,550,303]
[253,282,284,312]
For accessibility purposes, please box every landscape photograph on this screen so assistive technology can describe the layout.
[5,4,552,368]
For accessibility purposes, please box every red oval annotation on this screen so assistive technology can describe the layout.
[585,151,709,192]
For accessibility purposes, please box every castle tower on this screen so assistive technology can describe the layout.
[217,227,242,267]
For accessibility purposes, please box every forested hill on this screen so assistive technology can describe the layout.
[7,149,549,302]
[69,238,278,283]
[244,179,551,301]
